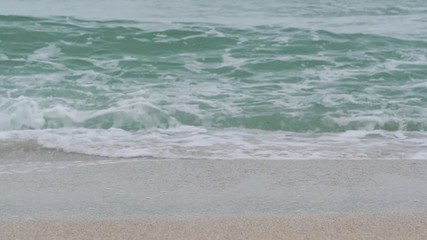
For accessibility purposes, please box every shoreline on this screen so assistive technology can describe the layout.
[1,159,427,218]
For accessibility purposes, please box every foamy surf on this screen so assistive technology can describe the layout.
[2,1,427,162]
[1,127,426,160]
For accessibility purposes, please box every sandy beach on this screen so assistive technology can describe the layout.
[2,0,427,238]
[1,150,427,239]
[2,215,427,240]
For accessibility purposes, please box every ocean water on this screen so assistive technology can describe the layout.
[1,0,427,160]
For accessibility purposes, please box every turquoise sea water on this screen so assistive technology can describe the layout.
[1,0,427,159]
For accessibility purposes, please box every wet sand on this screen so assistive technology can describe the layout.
[1,153,427,239]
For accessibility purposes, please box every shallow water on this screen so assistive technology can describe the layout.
[1,0,427,159]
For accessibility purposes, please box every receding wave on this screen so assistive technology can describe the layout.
[1,128,427,160]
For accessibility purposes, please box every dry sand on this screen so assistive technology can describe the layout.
[1,215,427,240]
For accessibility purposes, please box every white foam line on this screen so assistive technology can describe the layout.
[54,166,68,169]
[0,154,423,177]
[11,170,35,174]
[0,158,177,176]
